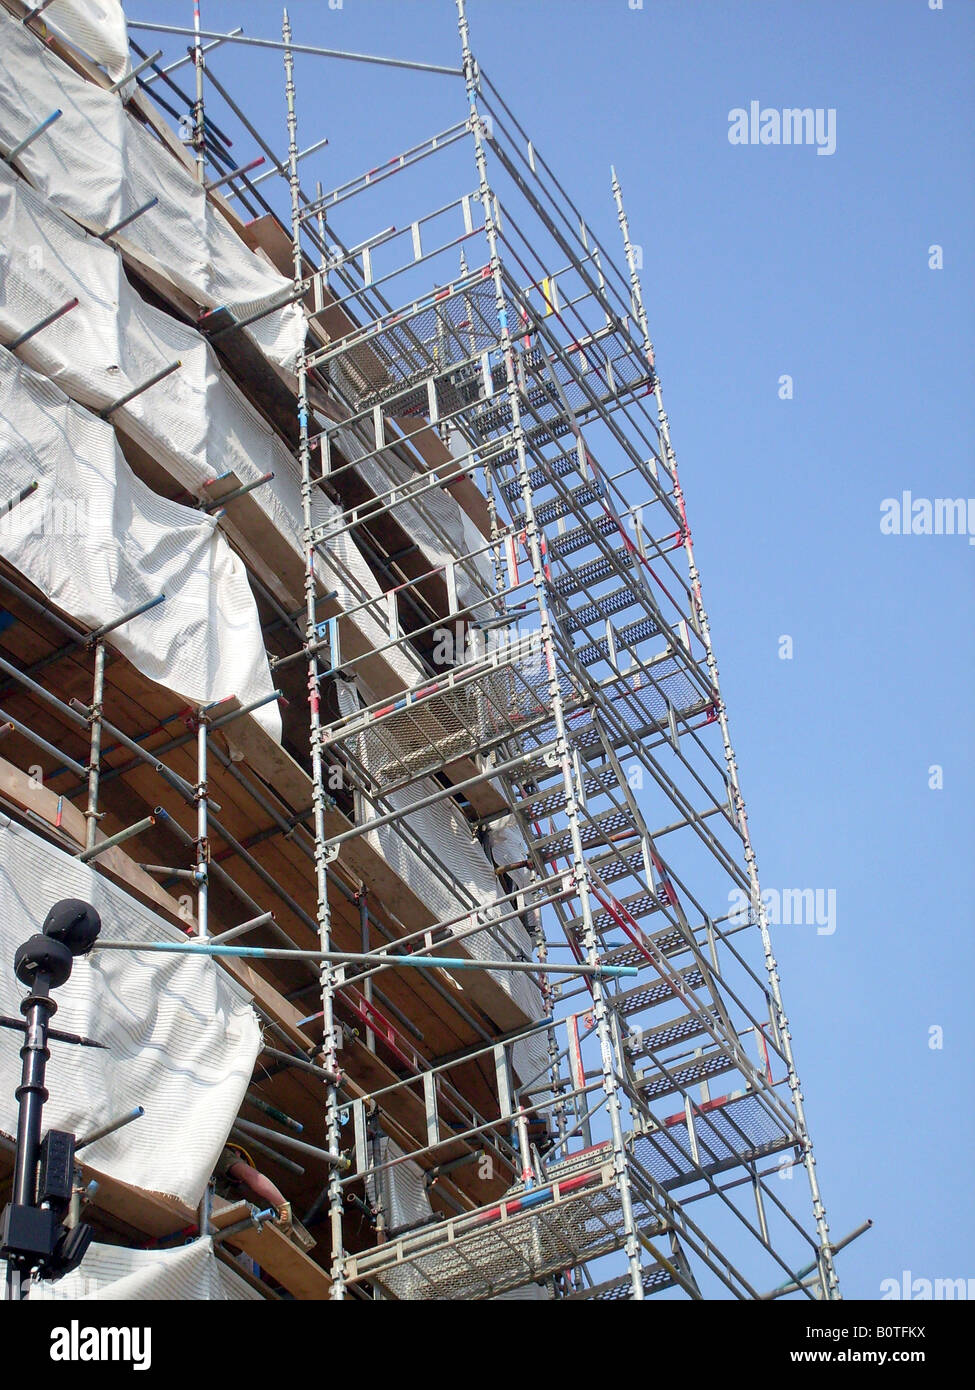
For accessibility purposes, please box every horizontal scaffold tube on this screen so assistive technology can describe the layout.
[89,940,637,979]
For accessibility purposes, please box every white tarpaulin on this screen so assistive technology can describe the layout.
[18,1237,263,1301]
[0,8,302,369]
[40,0,131,84]
[0,347,281,741]
[0,157,294,516]
[0,818,262,1209]
[0,161,421,690]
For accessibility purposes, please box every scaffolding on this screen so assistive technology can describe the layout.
[0,0,853,1301]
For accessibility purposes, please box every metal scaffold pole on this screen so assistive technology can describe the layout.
[192,0,206,184]
[84,641,106,853]
[610,167,839,1300]
[195,699,212,1235]
[282,9,346,1300]
[456,0,645,1300]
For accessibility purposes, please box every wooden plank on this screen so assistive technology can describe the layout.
[81,1166,194,1239]
[211,1200,333,1300]
[0,753,194,923]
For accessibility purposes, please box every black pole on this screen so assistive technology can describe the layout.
[11,970,56,1209]
[1,901,101,1300]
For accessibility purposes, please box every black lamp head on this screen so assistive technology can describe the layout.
[42,900,101,958]
[14,934,73,990]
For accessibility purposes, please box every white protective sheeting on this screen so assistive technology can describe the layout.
[0,9,302,369]
[0,818,262,1209]
[314,494,423,688]
[0,157,292,510]
[335,421,494,615]
[0,348,281,741]
[484,816,551,1097]
[40,0,131,84]
[509,1025,552,1102]
[336,678,543,1024]
[0,161,421,690]
[365,1137,433,1235]
[21,1237,263,1301]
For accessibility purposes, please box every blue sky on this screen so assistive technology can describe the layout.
[127,0,974,1297]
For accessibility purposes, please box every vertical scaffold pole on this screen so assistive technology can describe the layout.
[195,701,212,1234]
[192,1,206,184]
[84,641,106,853]
[359,888,375,1053]
[283,9,345,1300]
[530,897,569,1150]
[611,167,838,1299]
[456,0,644,1300]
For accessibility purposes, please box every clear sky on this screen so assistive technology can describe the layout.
[126,0,975,1298]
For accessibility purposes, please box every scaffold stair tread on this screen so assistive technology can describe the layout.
[564,1263,675,1299]
[473,386,565,439]
[574,615,661,666]
[511,481,602,529]
[515,763,619,816]
[561,585,640,631]
[565,887,666,938]
[633,1093,800,1192]
[615,965,707,1016]
[499,447,582,501]
[596,923,688,964]
[551,548,635,597]
[626,1007,720,1058]
[491,420,577,474]
[635,1048,738,1102]
[584,844,649,886]
[548,513,619,558]
[531,806,636,862]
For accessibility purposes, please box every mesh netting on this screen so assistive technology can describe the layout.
[633,1093,798,1191]
[616,968,706,1017]
[346,1145,667,1301]
[324,273,652,453]
[328,649,582,790]
[329,279,504,417]
[637,1049,738,1103]
[566,1264,675,1300]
